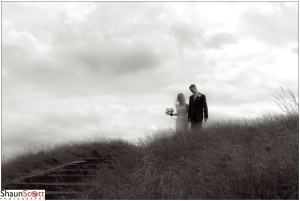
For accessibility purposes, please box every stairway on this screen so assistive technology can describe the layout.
[3,156,115,200]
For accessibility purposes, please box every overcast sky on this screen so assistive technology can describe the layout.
[2,2,298,159]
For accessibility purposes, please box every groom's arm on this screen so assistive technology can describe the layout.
[203,95,208,119]
[188,96,192,121]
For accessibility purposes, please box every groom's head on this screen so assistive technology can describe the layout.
[189,84,198,94]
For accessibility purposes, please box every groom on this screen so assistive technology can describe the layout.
[188,84,208,129]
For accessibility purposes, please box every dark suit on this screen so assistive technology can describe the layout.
[188,93,208,129]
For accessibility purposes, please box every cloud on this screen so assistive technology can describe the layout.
[54,38,161,74]
[170,21,203,49]
[239,2,298,47]
[203,32,237,49]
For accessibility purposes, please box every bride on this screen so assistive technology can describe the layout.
[170,93,189,131]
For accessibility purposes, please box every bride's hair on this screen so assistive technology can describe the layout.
[174,93,186,107]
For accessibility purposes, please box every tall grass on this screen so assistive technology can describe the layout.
[79,89,298,199]
[1,137,143,186]
[2,89,299,199]
[79,112,297,199]
[273,86,299,115]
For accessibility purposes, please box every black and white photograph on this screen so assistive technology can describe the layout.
[1,1,299,200]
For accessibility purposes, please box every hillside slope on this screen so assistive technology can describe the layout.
[2,111,298,199]
[78,112,298,199]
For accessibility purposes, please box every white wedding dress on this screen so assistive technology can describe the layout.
[175,104,189,132]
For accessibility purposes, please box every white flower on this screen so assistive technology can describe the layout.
[197,93,202,98]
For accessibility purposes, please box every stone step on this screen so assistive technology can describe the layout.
[2,157,118,197]
[63,164,99,170]
[82,161,111,165]
[46,191,80,200]
[4,182,89,191]
[23,175,92,183]
[62,164,108,170]
[83,158,112,163]
[70,160,112,165]
[46,170,96,176]
[75,162,111,166]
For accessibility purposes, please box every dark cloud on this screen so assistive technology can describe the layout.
[203,32,237,49]
[53,38,161,75]
[170,22,204,49]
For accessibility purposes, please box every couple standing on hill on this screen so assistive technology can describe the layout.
[169,84,208,131]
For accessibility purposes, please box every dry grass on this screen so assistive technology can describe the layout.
[273,86,298,115]
[2,89,299,199]
[79,89,298,199]
[1,137,142,186]
[79,111,297,199]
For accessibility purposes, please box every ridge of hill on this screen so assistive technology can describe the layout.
[2,110,298,199]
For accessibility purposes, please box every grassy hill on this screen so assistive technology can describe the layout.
[2,91,298,199]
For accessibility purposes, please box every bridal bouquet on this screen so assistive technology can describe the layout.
[165,108,174,115]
